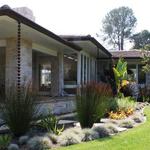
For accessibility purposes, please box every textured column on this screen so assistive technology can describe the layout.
[5,38,32,88]
[51,52,64,96]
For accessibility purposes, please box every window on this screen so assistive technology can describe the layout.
[138,65,146,84]
[39,64,51,91]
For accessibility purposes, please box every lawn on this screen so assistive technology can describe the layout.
[57,106,150,150]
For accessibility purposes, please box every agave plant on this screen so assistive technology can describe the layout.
[38,112,64,135]
[113,58,128,94]
[0,134,12,150]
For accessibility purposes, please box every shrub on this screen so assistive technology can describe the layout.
[38,112,64,135]
[104,124,118,134]
[116,97,136,112]
[76,82,113,128]
[19,135,29,145]
[108,96,136,119]
[132,113,144,123]
[1,84,39,137]
[58,131,81,146]
[0,134,12,150]
[119,120,134,128]
[64,127,84,139]
[47,133,58,144]
[8,144,19,150]
[27,136,52,150]
[82,128,99,141]
[92,126,110,138]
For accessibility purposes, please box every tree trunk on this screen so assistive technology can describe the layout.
[121,37,124,50]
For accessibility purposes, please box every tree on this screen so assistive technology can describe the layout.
[102,7,137,50]
[131,30,150,49]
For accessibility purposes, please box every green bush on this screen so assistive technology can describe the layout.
[109,96,136,112]
[0,134,12,150]
[76,82,113,128]
[1,85,39,137]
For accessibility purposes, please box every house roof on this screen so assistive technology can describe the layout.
[111,50,146,59]
[61,35,112,57]
[0,5,82,51]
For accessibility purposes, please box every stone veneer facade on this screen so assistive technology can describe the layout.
[5,38,32,87]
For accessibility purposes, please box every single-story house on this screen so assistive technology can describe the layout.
[111,50,150,86]
[0,5,112,114]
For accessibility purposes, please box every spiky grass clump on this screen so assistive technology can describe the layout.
[104,123,119,134]
[119,120,134,128]
[8,144,19,150]
[132,113,144,123]
[92,126,110,138]
[19,135,29,145]
[58,129,82,146]
[27,136,52,150]
[1,85,39,137]
[76,82,112,128]
[47,133,58,144]
[82,128,99,141]
[64,127,84,139]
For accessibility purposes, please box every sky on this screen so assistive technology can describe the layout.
[0,0,150,50]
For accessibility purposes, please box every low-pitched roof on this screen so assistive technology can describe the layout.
[61,35,112,57]
[0,5,81,51]
[111,50,145,59]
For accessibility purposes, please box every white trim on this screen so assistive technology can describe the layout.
[33,43,57,56]
[77,52,81,86]
[0,40,6,47]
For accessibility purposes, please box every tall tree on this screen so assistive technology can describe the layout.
[102,7,137,50]
[131,30,150,49]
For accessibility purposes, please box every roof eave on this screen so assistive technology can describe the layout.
[0,7,82,51]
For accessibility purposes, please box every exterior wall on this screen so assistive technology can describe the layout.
[5,38,32,87]
[37,96,76,115]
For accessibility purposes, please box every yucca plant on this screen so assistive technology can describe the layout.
[1,84,39,137]
[76,82,113,128]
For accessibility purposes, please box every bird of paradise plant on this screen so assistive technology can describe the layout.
[113,58,128,96]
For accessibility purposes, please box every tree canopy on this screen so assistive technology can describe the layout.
[131,30,150,50]
[102,6,137,50]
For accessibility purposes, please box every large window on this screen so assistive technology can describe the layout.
[127,64,146,84]
[39,64,51,91]
[138,65,146,84]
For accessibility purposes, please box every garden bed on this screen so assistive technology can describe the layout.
[0,102,147,150]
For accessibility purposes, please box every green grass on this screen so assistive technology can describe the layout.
[56,107,150,150]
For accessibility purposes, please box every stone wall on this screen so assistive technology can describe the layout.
[37,96,76,115]
[5,38,32,87]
